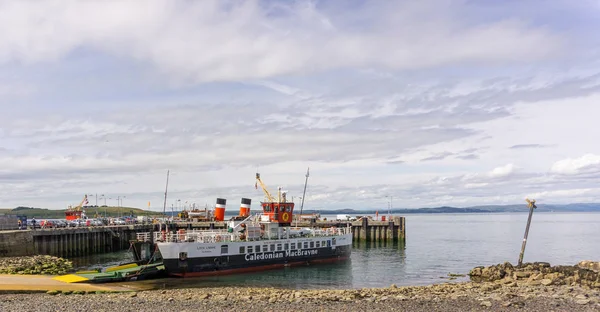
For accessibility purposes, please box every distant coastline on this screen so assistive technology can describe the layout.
[303,203,600,215]
[3,203,599,218]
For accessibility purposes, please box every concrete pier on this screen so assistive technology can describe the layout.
[0,217,406,257]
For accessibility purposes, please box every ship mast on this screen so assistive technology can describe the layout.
[299,167,309,216]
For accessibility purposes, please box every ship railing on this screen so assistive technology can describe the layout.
[136,232,152,242]
[311,227,351,237]
[153,230,238,243]
[184,232,237,243]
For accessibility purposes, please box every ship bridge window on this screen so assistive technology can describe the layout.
[239,246,245,254]
[247,246,253,253]
[255,245,261,253]
[221,245,229,255]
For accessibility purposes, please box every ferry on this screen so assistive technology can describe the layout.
[154,172,352,277]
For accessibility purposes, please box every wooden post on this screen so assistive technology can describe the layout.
[518,199,536,266]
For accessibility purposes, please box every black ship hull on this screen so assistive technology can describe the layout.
[162,245,351,277]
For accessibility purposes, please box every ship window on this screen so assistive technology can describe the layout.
[221,245,229,254]
[303,242,308,249]
[291,243,296,250]
[316,241,320,248]
[276,244,282,251]
[310,241,314,248]
[263,245,268,252]
[239,246,245,254]
[270,244,275,251]
[280,205,286,212]
[332,238,336,246]
[322,240,326,247]
[247,246,253,253]
[327,240,331,247]
[284,243,289,250]
[255,245,261,253]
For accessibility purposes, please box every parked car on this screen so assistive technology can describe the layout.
[53,220,67,228]
[109,218,126,225]
[90,219,103,226]
[68,219,85,227]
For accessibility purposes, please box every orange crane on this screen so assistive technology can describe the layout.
[65,195,88,220]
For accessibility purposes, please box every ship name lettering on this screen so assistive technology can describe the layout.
[285,249,318,257]
[244,249,319,261]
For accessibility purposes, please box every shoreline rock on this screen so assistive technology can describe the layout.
[469,261,600,289]
[0,255,72,275]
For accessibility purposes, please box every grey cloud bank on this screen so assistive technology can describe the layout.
[0,0,600,210]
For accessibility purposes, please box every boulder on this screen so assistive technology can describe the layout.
[578,261,600,272]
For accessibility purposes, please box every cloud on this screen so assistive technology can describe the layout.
[551,154,600,175]
[421,152,454,161]
[509,144,552,149]
[488,164,517,178]
[456,154,479,160]
[0,1,564,83]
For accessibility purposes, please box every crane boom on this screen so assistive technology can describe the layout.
[256,173,276,202]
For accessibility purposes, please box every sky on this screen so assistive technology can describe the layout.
[1,0,600,211]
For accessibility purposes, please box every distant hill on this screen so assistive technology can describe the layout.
[0,206,164,218]
[300,203,600,215]
[2,203,599,219]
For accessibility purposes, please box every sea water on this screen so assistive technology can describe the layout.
[71,212,600,289]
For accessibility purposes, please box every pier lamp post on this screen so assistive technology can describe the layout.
[118,196,126,218]
[386,195,393,218]
[115,196,120,218]
[99,194,106,217]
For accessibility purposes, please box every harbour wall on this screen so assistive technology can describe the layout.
[0,217,405,258]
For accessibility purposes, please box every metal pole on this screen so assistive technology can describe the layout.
[299,167,309,216]
[518,199,537,266]
[163,170,170,219]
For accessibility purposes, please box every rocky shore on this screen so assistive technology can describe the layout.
[0,255,72,275]
[0,261,599,311]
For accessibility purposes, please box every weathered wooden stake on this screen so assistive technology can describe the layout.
[518,198,537,266]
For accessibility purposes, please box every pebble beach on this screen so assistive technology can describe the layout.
[1,281,599,312]
[1,261,599,311]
